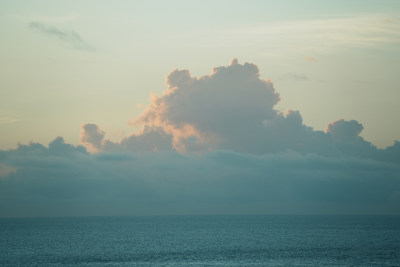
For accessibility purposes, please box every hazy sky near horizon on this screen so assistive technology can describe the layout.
[1,0,400,149]
[1,1,400,217]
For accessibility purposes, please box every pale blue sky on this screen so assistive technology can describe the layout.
[1,0,400,149]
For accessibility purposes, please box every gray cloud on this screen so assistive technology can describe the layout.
[0,139,399,217]
[279,73,309,81]
[137,58,281,153]
[1,59,399,217]
[29,22,93,50]
[81,59,399,162]
[326,119,364,142]
[80,123,105,152]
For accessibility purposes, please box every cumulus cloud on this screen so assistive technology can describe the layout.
[29,22,92,50]
[326,119,364,142]
[135,58,280,153]
[81,59,398,161]
[80,123,105,153]
[80,124,173,153]
[1,59,400,217]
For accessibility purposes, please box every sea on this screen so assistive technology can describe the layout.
[1,215,399,266]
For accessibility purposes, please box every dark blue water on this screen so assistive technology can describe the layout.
[1,215,399,266]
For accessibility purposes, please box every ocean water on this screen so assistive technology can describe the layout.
[1,215,399,266]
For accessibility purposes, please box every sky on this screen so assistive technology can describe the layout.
[1,0,400,217]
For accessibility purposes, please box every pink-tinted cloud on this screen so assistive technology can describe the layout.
[78,59,397,161]
[80,123,105,152]
[303,56,317,62]
[134,58,280,152]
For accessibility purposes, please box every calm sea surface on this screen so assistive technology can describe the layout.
[1,215,399,266]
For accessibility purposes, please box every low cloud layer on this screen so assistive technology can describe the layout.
[1,138,399,217]
[1,59,399,217]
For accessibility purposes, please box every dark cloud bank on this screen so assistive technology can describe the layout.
[1,59,400,217]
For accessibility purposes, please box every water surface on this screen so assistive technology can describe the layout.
[1,215,399,266]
